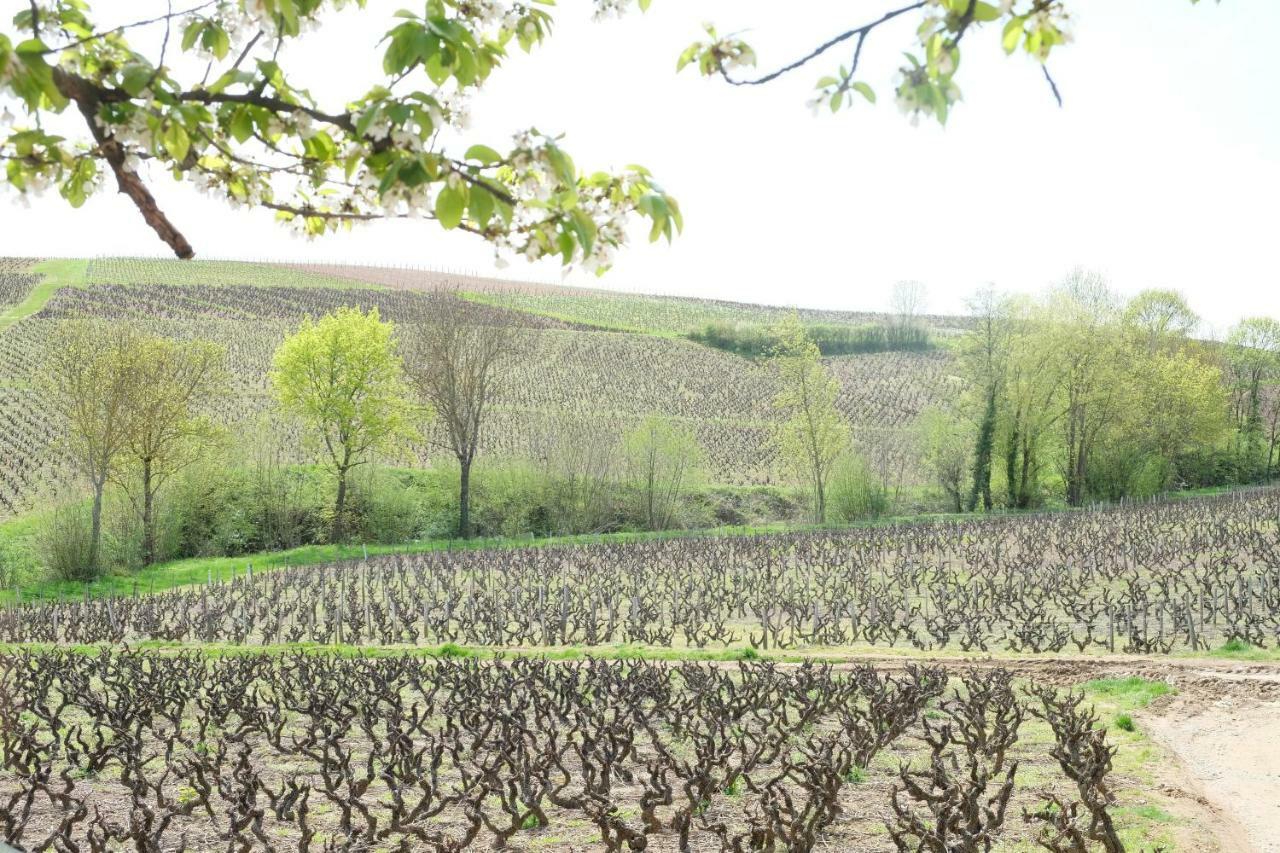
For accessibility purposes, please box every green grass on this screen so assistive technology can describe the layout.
[0,481,1261,608]
[82,258,382,290]
[0,258,88,332]
[1080,677,1175,710]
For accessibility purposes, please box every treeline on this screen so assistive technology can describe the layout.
[30,296,895,583]
[919,270,1275,511]
[690,320,932,357]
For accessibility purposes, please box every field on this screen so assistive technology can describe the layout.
[5,490,1278,652]
[0,258,950,514]
[2,258,1279,852]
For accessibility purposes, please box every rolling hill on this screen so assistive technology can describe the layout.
[0,257,958,516]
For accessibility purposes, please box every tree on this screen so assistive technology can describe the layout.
[1046,270,1123,506]
[1123,289,1199,353]
[272,306,413,542]
[769,315,851,524]
[0,1,680,264]
[960,285,1011,511]
[622,415,704,531]
[890,281,928,331]
[1,2,1213,260]
[1000,298,1061,508]
[44,323,142,574]
[917,406,969,512]
[405,290,514,539]
[1224,318,1280,475]
[116,337,228,565]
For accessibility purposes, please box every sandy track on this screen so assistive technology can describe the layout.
[804,652,1280,851]
[1143,694,1280,853]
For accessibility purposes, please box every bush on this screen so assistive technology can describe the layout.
[828,454,889,522]
[689,321,932,358]
[36,501,98,582]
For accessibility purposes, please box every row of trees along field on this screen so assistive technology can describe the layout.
[32,290,896,582]
[921,269,1280,512]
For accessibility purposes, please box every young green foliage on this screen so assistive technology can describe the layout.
[768,314,851,524]
[0,1,680,269]
[271,306,414,542]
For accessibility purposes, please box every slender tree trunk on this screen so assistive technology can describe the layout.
[89,479,105,575]
[968,389,997,512]
[1019,437,1034,509]
[458,458,472,539]
[141,456,156,565]
[1004,414,1020,508]
[333,469,348,543]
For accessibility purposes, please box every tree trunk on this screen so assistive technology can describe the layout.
[333,469,348,543]
[968,389,997,512]
[1019,437,1034,509]
[88,480,105,576]
[1004,415,1020,508]
[141,456,156,566]
[459,459,472,539]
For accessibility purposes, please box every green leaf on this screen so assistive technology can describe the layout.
[463,144,503,165]
[468,185,494,227]
[181,21,203,52]
[973,2,1001,22]
[162,122,191,163]
[121,63,153,97]
[1001,17,1024,53]
[435,185,465,229]
[852,82,876,104]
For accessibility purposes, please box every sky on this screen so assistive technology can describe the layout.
[1,0,1277,330]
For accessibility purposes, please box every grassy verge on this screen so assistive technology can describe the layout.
[0,482,1263,607]
[0,258,88,332]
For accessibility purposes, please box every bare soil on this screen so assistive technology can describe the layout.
[856,653,1280,852]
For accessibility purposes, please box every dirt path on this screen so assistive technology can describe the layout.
[1142,694,1280,853]
[801,652,1280,851]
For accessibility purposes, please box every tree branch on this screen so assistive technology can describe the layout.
[719,2,927,86]
[52,68,195,259]
[176,89,357,133]
[1042,63,1063,107]
[36,1,218,55]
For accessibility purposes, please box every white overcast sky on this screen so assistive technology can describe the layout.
[1,0,1277,329]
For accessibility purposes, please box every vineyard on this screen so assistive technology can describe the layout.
[0,258,950,513]
[0,649,1149,852]
[3,257,1278,851]
[4,489,1277,652]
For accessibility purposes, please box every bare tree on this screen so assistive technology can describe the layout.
[406,290,518,539]
[891,280,929,330]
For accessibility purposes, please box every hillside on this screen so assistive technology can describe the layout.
[0,257,955,516]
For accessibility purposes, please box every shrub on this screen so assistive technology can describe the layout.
[828,453,889,522]
[36,501,98,582]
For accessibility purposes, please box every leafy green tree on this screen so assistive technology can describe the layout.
[1123,289,1199,354]
[272,306,413,542]
[1044,270,1125,506]
[959,285,1011,511]
[1225,317,1280,474]
[769,315,851,524]
[622,415,703,531]
[44,323,142,575]
[916,406,969,512]
[0,1,680,264]
[1000,298,1059,508]
[116,337,229,565]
